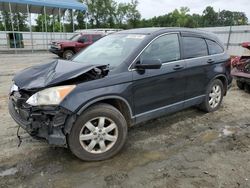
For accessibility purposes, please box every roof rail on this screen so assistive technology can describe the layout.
[75,28,123,35]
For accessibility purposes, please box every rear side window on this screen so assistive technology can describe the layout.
[182,37,208,59]
[206,39,224,55]
[92,35,102,42]
[141,34,181,63]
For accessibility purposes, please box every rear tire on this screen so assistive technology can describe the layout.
[199,79,224,112]
[63,50,74,60]
[68,103,127,161]
[236,80,245,90]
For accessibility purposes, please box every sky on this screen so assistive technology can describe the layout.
[116,0,250,20]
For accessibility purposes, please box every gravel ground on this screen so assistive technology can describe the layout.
[0,53,250,188]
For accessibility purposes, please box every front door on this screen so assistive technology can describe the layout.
[131,33,187,121]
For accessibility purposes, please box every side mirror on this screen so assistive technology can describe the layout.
[135,59,162,70]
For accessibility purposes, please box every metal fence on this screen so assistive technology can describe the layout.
[199,25,250,56]
[0,25,250,55]
[0,31,75,52]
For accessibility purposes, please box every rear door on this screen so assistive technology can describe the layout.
[181,34,211,99]
[132,33,187,117]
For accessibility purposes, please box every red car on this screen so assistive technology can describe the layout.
[49,33,103,59]
[231,42,250,92]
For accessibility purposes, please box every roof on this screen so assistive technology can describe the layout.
[117,27,166,35]
[117,27,221,43]
[118,27,215,35]
[0,0,87,14]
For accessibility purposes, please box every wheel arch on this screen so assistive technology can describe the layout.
[64,96,133,135]
[63,47,76,53]
[212,74,228,95]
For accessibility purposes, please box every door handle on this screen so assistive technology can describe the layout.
[207,59,215,64]
[173,65,184,70]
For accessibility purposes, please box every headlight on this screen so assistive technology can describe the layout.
[26,85,76,106]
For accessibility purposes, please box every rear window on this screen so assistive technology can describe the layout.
[182,37,208,59]
[206,39,224,55]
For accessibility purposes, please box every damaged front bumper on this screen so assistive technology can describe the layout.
[8,92,73,147]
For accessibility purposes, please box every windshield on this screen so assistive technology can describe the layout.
[69,34,81,42]
[72,34,146,68]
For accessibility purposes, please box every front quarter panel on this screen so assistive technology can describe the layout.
[60,71,134,115]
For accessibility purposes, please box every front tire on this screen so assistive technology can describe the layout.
[63,50,74,60]
[199,79,224,112]
[68,103,128,161]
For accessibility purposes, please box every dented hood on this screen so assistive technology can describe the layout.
[13,59,104,90]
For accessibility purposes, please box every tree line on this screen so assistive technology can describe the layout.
[0,0,248,32]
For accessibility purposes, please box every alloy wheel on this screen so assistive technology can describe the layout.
[79,117,118,154]
[209,84,222,109]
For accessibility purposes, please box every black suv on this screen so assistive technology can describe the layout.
[9,28,232,161]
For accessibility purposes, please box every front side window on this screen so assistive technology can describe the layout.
[92,35,102,42]
[78,36,89,43]
[140,34,180,63]
[206,39,224,55]
[182,37,208,59]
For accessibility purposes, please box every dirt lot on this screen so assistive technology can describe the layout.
[0,53,250,188]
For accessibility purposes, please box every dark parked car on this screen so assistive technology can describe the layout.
[49,33,103,59]
[9,28,232,161]
[231,42,250,92]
